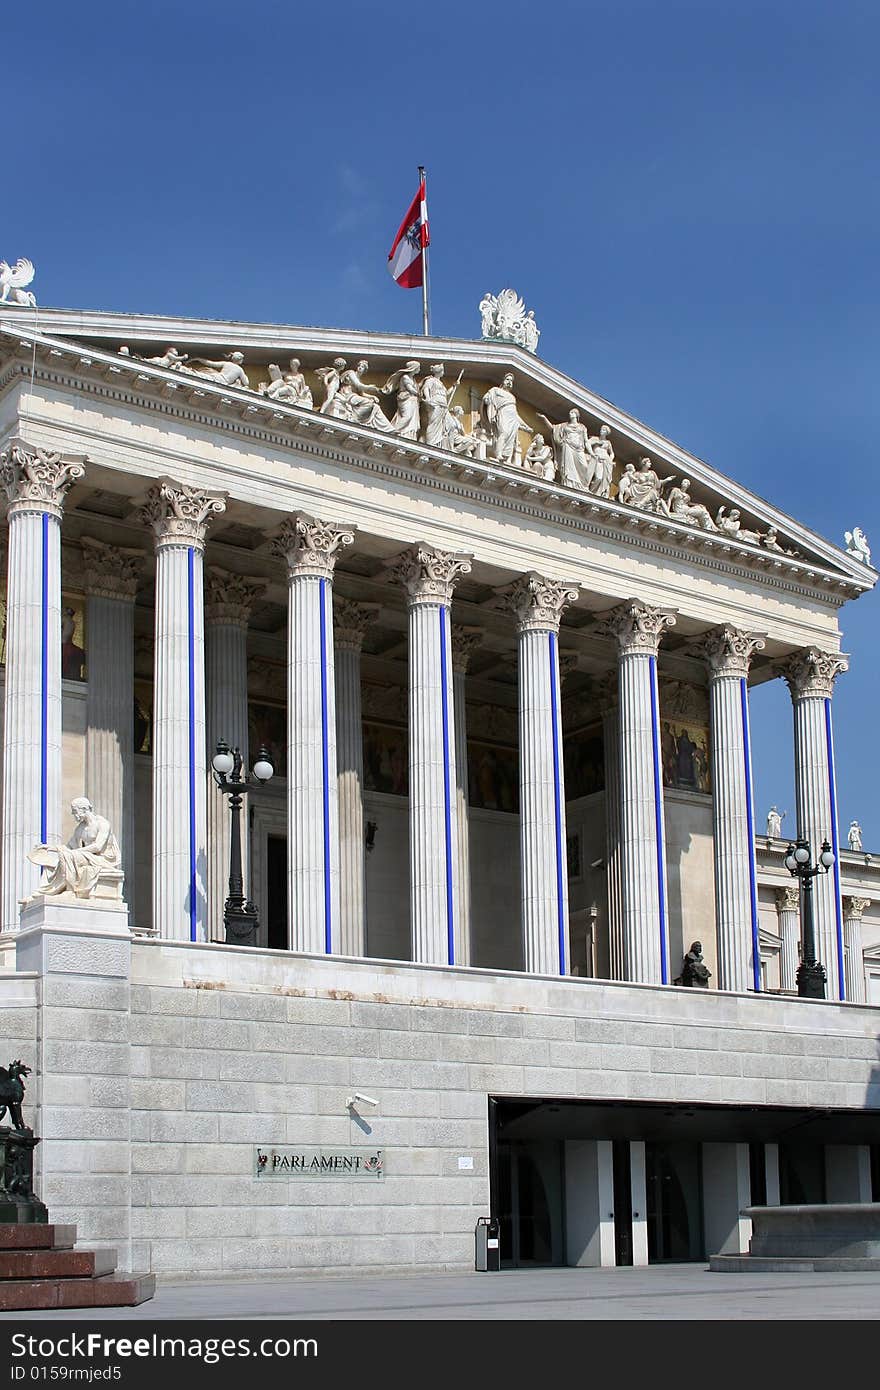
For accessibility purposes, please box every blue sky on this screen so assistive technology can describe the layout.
[6,0,878,847]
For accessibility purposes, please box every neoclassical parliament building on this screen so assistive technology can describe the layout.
[0,295,878,1278]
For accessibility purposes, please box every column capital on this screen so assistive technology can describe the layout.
[204,567,265,627]
[782,647,849,700]
[505,572,579,634]
[701,625,765,679]
[81,537,143,601]
[272,513,355,581]
[388,544,472,607]
[139,479,226,552]
[451,625,482,673]
[598,599,676,656]
[842,896,870,920]
[333,595,380,651]
[775,884,800,914]
[0,441,85,520]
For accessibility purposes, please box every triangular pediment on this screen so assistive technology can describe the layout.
[0,305,874,595]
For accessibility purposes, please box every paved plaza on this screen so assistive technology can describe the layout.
[2,1265,879,1321]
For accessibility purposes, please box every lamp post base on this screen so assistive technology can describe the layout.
[224,901,260,948]
[796,960,827,1000]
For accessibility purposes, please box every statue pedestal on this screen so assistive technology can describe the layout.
[16,896,130,967]
[0,1129,48,1224]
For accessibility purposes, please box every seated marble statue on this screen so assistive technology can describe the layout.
[29,798,123,900]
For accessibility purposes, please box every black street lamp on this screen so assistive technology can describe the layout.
[783,836,835,999]
[211,740,274,946]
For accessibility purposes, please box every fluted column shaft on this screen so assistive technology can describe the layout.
[774,886,800,991]
[0,444,84,932]
[601,601,676,984]
[141,481,226,940]
[451,627,480,968]
[600,685,624,980]
[703,627,764,992]
[82,540,141,912]
[334,598,377,958]
[842,897,869,1004]
[391,546,471,966]
[508,574,578,976]
[784,649,848,1000]
[205,571,263,941]
[274,515,354,954]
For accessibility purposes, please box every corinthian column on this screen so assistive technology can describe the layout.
[782,648,849,999]
[0,443,85,931]
[273,514,354,954]
[775,885,800,992]
[390,545,471,967]
[600,600,676,984]
[81,538,142,905]
[701,626,765,992]
[597,673,624,980]
[842,896,870,1004]
[140,481,226,940]
[334,596,378,958]
[507,574,579,976]
[205,568,264,942]
[451,626,481,967]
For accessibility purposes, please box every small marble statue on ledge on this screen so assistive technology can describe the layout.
[28,797,123,901]
[765,805,784,839]
[847,820,863,852]
[676,941,711,988]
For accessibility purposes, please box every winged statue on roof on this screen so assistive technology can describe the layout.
[0,258,37,307]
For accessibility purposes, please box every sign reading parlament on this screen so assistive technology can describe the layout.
[254,1146,384,1180]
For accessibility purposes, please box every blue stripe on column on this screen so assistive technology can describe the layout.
[439,605,455,965]
[648,656,669,984]
[740,677,762,992]
[548,631,566,976]
[824,697,845,1000]
[319,579,332,954]
[187,548,197,943]
[40,512,49,844]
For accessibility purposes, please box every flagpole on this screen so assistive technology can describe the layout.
[419,165,430,336]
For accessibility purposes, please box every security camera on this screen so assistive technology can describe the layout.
[346,1092,379,1108]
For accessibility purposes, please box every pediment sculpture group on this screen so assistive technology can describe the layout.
[120,345,797,554]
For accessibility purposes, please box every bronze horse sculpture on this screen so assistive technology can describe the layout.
[0,1060,32,1132]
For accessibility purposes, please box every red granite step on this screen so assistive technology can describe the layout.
[0,1272,155,1312]
[0,1224,76,1250]
[0,1246,117,1280]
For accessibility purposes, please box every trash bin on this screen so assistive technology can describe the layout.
[475,1216,501,1271]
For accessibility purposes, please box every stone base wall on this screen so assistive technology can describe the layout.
[2,929,879,1279]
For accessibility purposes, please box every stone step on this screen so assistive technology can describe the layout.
[0,1247,117,1280]
[0,1272,155,1312]
[0,1224,77,1251]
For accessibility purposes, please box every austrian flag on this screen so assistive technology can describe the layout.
[387,176,429,288]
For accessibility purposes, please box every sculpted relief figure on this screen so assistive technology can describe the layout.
[316,358,353,418]
[339,360,394,431]
[665,478,718,531]
[587,424,615,498]
[617,457,673,512]
[715,506,761,544]
[481,374,531,465]
[259,359,313,409]
[122,345,189,370]
[537,409,595,489]
[382,361,421,438]
[29,798,123,901]
[184,350,250,390]
[419,364,463,447]
[523,434,555,480]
